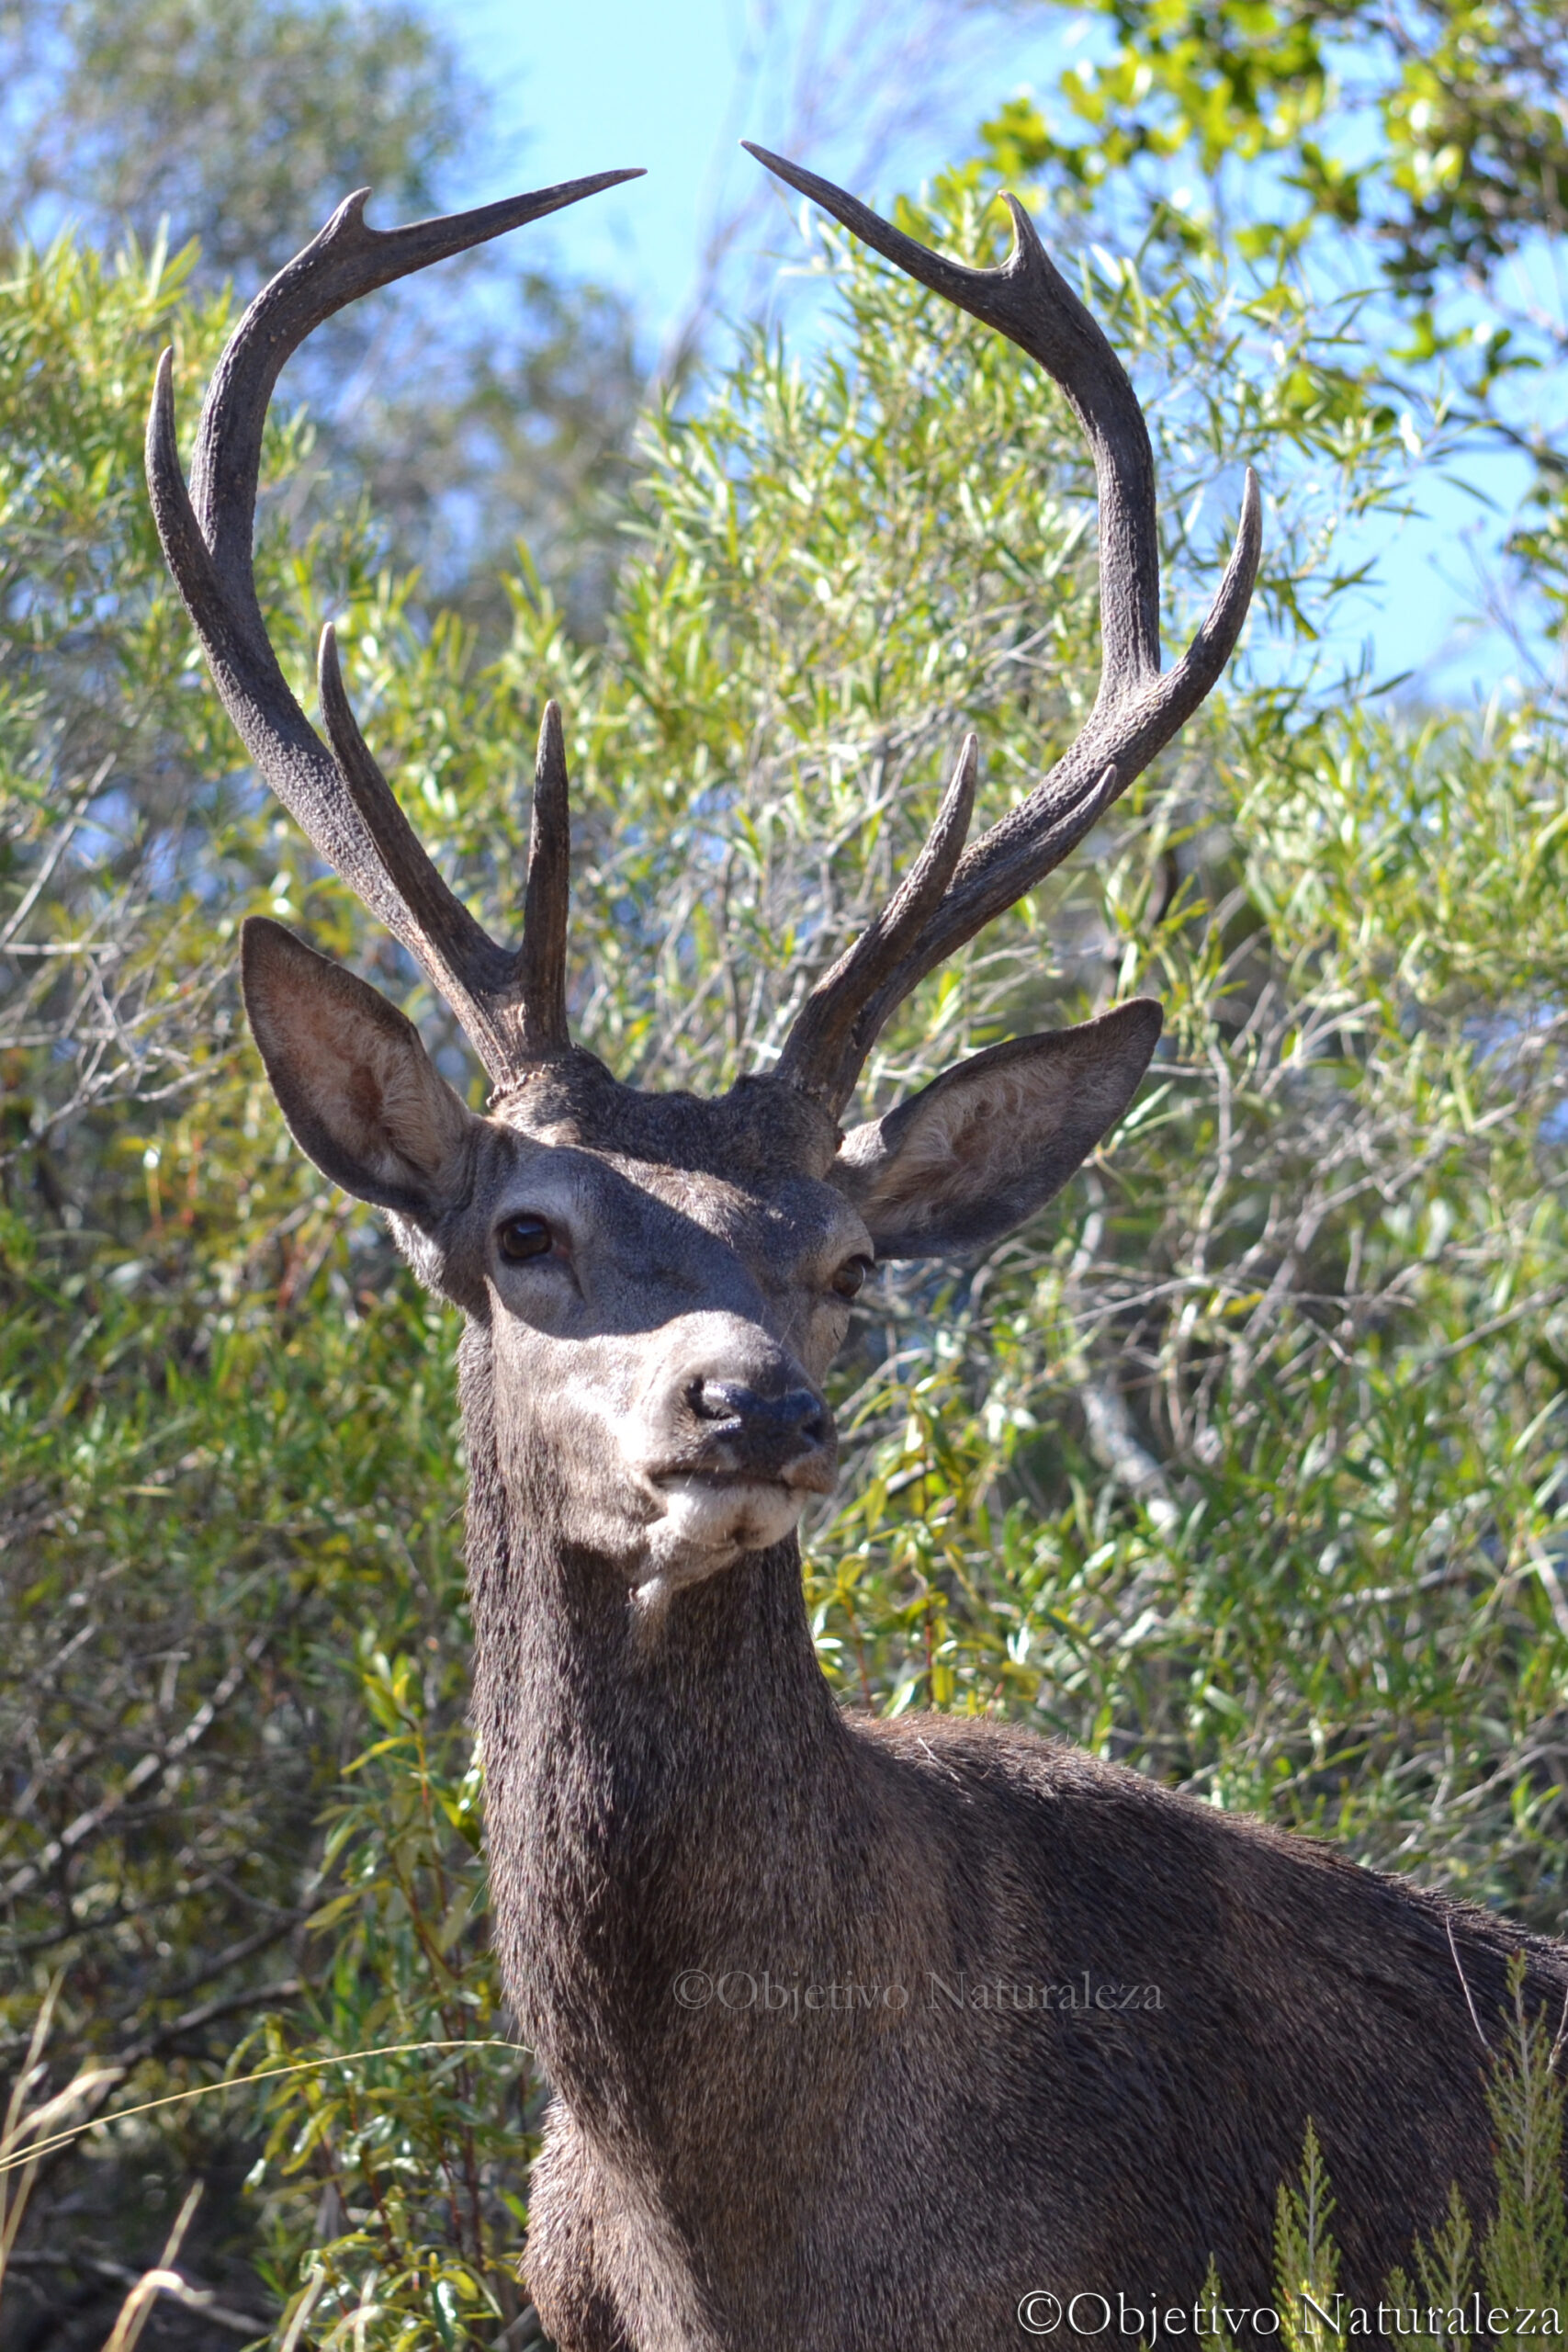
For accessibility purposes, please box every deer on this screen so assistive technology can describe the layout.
[145,147,1568,2350]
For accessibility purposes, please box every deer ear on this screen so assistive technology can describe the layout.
[829,1000,1161,1260]
[241,916,478,1221]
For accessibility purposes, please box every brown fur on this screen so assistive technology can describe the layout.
[469,1374,1564,2350]
[239,922,1567,2352]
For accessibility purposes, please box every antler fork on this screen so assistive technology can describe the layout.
[750,147,1263,1117]
[145,170,641,1083]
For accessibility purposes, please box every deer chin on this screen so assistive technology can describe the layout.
[634,1474,807,1591]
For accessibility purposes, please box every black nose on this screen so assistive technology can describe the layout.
[689,1381,829,1476]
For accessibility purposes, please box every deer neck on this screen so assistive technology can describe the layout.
[458,1323,854,2122]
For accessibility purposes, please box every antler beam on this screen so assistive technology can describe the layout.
[146,172,640,1080]
[750,145,1262,1116]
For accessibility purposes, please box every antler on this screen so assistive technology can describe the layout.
[748,145,1263,1117]
[145,171,642,1082]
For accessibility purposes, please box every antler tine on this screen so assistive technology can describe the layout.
[746,146,1262,1114]
[317,620,512,992]
[516,701,572,1062]
[773,733,977,1103]
[147,169,642,1080]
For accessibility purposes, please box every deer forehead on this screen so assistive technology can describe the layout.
[488,1057,842,1176]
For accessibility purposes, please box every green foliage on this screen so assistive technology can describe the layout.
[1277,2122,1337,2351]
[0,221,487,2329]
[250,1646,537,2344]
[982,0,1568,299]
[1384,2188,1477,2352]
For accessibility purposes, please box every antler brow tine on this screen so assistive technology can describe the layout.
[518,701,572,1059]
[146,169,643,1082]
[746,144,1262,1116]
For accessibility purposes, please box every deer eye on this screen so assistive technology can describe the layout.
[830,1255,872,1301]
[498,1215,553,1263]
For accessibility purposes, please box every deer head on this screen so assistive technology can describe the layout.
[146,152,1260,1600]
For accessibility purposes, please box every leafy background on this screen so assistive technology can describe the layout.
[5,0,1568,2341]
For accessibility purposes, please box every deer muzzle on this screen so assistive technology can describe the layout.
[625,1321,838,1584]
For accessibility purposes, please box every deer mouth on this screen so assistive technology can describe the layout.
[651,1456,837,1495]
[636,1469,818,1582]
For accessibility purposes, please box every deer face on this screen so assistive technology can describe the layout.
[479,1159,857,1585]
[243,920,1161,1589]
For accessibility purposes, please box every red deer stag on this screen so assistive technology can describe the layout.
[146,148,1567,2350]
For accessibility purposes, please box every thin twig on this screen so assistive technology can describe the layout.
[0,2037,532,2177]
[1446,1916,1490,2054]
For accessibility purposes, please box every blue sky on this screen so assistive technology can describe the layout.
[443,0,1074,336]
[445,0,739,335]
[448,0,750,334]
[441,0,1533,700]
